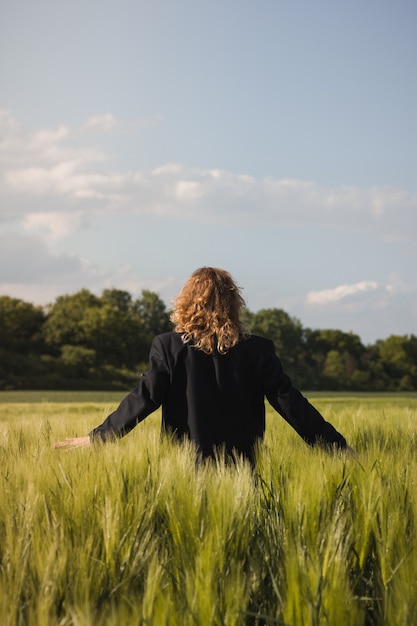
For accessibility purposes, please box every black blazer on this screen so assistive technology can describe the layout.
[90,332,346,460]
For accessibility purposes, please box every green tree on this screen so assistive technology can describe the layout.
[60,345,97,377]
[322,350,347,390]
[0,296,48,389]
[0,296,45,353]
[80,303,144,368]
[304,329,367,390]
[5,287,415,392]
[304,329,365,361]
[375,335,417,390]
[101,288,133,314]
[134,290,172,339]
[43,289,101,351]
[43,288,171,377]
[248,308,305,382]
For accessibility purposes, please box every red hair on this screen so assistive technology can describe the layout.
[171,267,249,354]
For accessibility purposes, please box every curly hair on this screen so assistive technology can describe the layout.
[171,267,249,354]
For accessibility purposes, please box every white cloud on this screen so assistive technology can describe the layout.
[1,111,416,244]
[81,114,121,133]
[81,113,163,134]
[0,112,98,168]
[1,111,415,342]
[0,230,176,305]
[175,180,204,201]
[302,277,417,341]
[0,231,81,282]
[23,211,87,241]
[385,273,417,296]
[306,281,379,305]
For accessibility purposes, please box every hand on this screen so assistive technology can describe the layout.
[53,436,91,450]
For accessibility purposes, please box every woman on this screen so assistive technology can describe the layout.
[54,267,350,463]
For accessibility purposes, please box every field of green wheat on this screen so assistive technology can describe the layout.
[1,392,416,626]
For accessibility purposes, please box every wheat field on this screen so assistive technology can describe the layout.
[1,393,416,625]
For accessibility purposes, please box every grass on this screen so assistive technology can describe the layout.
[0,390,127,404]
[0,393,416,625]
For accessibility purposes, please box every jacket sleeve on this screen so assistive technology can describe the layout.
[262,340,347,449]
[89,336,170,442]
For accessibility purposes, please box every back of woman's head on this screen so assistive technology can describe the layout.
[171,267,249,354]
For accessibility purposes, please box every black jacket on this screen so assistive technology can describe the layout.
[90,332,346,460]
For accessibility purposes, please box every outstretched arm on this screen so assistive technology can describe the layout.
[263,340,348,449]
[53,336,170,449]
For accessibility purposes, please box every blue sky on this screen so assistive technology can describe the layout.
[1,0,416,344]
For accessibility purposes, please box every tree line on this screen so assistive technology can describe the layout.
[1,290,416,391]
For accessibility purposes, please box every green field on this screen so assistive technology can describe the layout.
[1,392,416,625]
